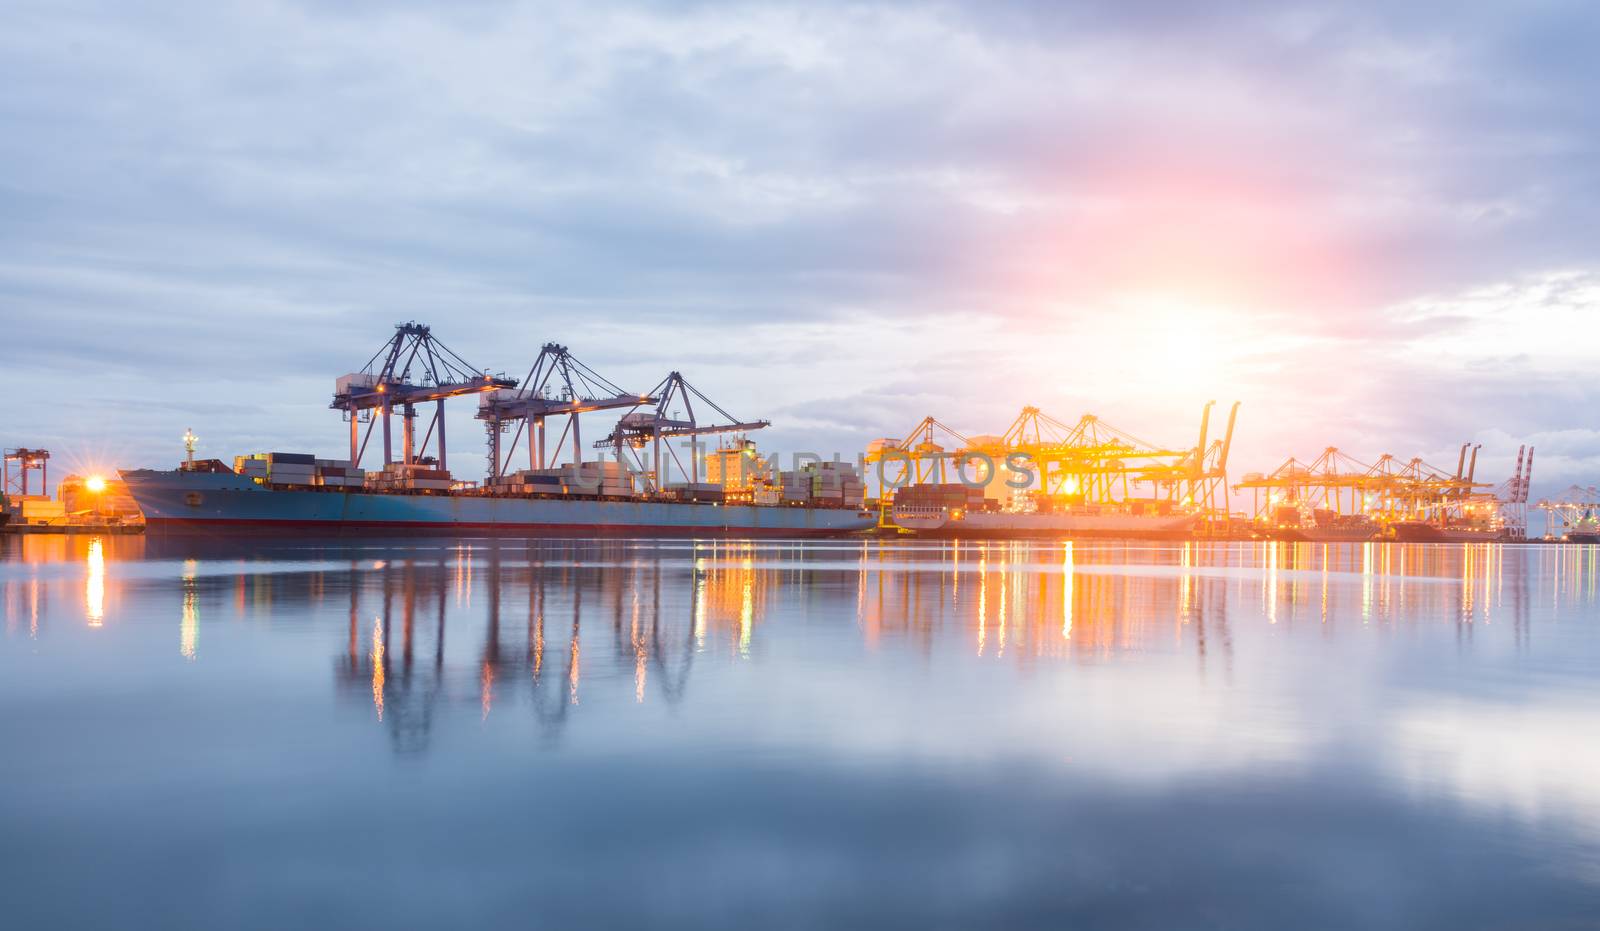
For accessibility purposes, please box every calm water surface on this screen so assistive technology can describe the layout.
[2,535,1598,929]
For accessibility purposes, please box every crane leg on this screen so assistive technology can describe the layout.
[402,404,415,466]
[489,420,500,481]
[437,399,447,473]
[382,400,392,466]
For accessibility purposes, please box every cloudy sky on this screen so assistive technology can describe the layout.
[3,0,1597,493]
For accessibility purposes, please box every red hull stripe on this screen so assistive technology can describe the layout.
[144,517,859,537]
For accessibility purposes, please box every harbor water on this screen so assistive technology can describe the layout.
[2,535,1598,929]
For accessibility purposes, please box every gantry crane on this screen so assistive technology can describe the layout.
[2,448,50,498]
[1235,441,1513,534]
[1063,402,1239,518]
[865,416,973,491]
[1534,481,1600,542]
[866,403,1235,523]
[1496,446,1534,539]
[1389,448,1493,521]
[331,323,515,471]
[477,343,653,480]
[1234,447,1388,522]
[975,407,1196,504]
[1171,401,1239,532]
[593,372,770,491]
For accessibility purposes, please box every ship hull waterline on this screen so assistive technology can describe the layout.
[1258,528,1379,543]
[1387,521,1508,544]
[894,527,1200,541]
[888,510,1201,540]
[121,470,876,538]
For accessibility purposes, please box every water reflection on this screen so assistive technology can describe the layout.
[3,536,1600,927]
[180,558,198,660]
[210,538,1550,754]
[0,536,1555,669]
[309,544,706,752]
[84,537,104,627]
[370,615,385,722]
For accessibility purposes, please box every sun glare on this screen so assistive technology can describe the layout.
[1048,295,1247,410]
[85,475,107,493]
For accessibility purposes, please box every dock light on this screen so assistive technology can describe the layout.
[86,475,107,493]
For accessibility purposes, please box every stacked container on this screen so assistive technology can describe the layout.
[233,454,269,480]
[804,461,866,508]
[566,461,634,497]
[665,482,725,504]
[491,471,565,494]
[892,483,986,512]
[232,452,318,486]
[314,459,366,489]
[15,497,66,524]
[235,453,367,489]
[366,463,453,491]
[776,470,812,504]
[492,461,636,497]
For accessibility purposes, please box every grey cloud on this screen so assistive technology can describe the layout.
[2,0,1598,487]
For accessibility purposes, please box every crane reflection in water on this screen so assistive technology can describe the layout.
[330,540,708,753]
[0,533,1558,755]
[318,537,1539,755]
[1,532,1596,929]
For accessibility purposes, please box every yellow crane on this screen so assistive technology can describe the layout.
[865,416,973,489]
[1234,444,1497,533]
[976,403,1235,519]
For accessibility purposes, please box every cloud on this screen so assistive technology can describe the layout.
[1,0,1597,489]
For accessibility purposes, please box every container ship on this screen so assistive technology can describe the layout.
[122,458,875,537]
[1386,521,1507,543]
[886,484,1198,539]
[121,323,875,537]
[1257,506,1380,543]
[1563,510,1600,543]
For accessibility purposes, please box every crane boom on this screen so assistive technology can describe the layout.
[594,371,770,490]
[331,322,515,470]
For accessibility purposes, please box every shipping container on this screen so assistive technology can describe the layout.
[266,452,316,465]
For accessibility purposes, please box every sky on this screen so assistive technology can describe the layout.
[3,0,1599,497]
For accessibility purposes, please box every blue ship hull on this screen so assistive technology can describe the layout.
[121,470,875,537]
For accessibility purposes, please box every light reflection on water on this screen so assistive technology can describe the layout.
[83,537,104,627]
[1,533,1599,929]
